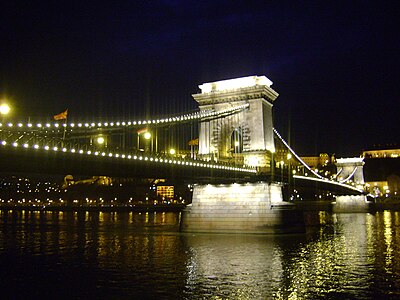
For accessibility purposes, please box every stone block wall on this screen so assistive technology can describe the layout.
[333,195,371,213]
[180,182,304,234]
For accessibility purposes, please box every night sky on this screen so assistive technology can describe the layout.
[1,1,399,157]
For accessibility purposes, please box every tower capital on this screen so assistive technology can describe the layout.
[193,75,278,106]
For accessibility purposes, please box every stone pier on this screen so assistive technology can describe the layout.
[180,76,304,234]
[333,158,370,212]
[333,195,371,213]
[180,182,305,234]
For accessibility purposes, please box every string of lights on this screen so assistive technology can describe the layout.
[0,104,249,131]
[273,128,325,179]
[0,139,257,174]
[293,175,364,193]
[273,127,362,192]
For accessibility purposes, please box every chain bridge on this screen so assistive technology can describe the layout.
[0,75,369,233]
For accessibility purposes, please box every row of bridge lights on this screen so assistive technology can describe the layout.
[0,104,249,130]
[0,139,257,173]
[273,129,363,193]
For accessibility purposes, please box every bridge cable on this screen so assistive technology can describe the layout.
[338,166,358,183]
[273,128,325,180]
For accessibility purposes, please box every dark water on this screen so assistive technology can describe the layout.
[1,210,400,299]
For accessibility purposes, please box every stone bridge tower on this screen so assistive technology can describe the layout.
[192,75,279,169]
[334,157,369,213]
[181,75,305,234]
[335,157,365,188]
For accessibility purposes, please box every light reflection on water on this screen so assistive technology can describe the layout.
[1,210,400,299]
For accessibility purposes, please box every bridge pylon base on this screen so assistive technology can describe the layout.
[332,195,372,213]
[180,182,304,234]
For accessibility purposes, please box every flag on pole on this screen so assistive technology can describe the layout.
[54,109,68,120]
[188,138,199,146]
[137,128,148,134]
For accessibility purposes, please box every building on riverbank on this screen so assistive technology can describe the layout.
[363,146,400,199]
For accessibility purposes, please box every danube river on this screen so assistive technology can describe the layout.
[0,210,399,299]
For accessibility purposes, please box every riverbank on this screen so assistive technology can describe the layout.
[0,204,186,212]
[2,200,400,213]
[295,199,400,212]
[373,201,400,211]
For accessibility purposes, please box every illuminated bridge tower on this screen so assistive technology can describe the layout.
[181,76,304,234]
[192,75,278,170]
[335,157,365,188]
[334,157,370,212]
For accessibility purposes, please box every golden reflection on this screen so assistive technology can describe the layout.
[184,235,284,299]
[383,211,393,269]
[318,211,337,226]
[365,213,377,266]
[274,214,373,299]
[99,211,104,222]
[153,211,157,223]
[85,211,89,222]
[4,210,400,297]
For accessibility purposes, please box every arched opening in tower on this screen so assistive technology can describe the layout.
[230,128,243,154]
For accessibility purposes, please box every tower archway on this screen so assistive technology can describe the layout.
[230,127,243,154]
[192,75,279,168]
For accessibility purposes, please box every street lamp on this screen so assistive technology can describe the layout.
[144,132,151,140]
[287,153,292,192]
[137,130,152,152]
[0,103,11,115]
[280,160,284,182]
[169,148,176,155]
[0,103,11,124]
[97,136,105,145]
[143,132,152,152]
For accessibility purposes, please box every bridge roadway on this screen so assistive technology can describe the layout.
[0,144,364,196]
[0,144,257,183]
[0,104,364,195]
[291,175,363,196]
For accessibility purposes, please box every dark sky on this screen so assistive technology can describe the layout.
[1,1,399,157]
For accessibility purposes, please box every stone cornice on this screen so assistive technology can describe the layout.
[192,85,279,106]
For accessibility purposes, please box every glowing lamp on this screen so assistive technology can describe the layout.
[144,132,151,140]
[0,104,10,115]
[97,137,105,145]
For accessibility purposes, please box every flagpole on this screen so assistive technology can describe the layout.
[62,112,68,147]
[53,109,68,147]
